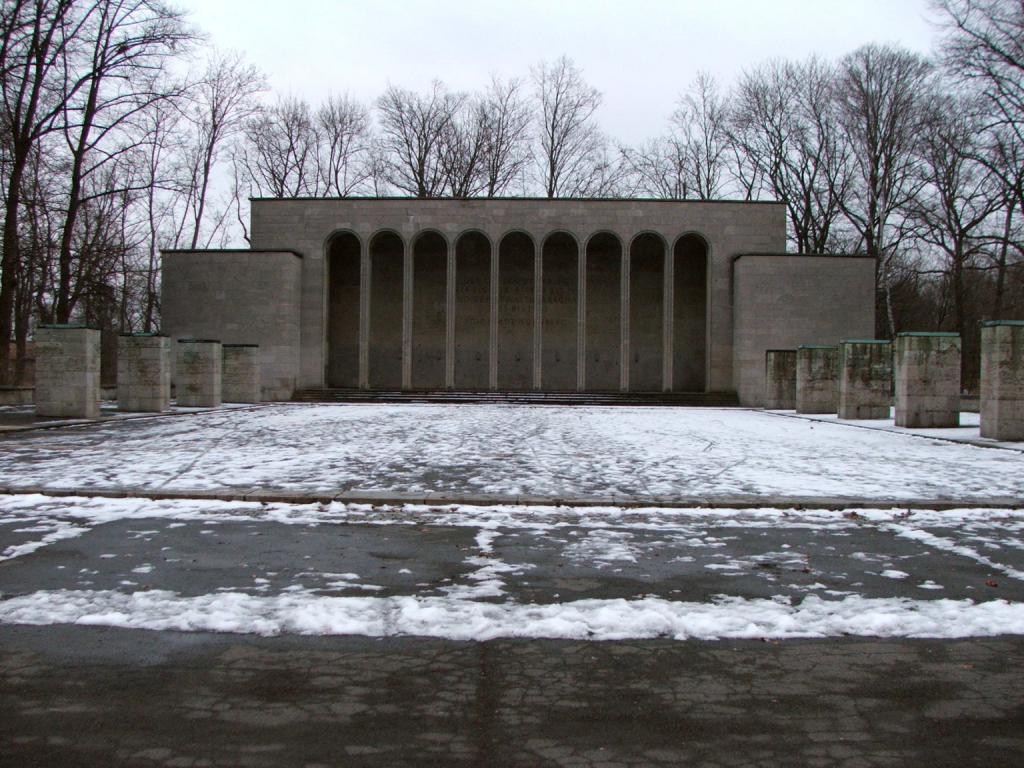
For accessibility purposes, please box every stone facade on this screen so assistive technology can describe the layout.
[175,340,222,408]
[161,198,876,404]
[838,340,892,420]
[34,325,101,419]
[222,344,261,403]
[894,333,960,428]
[796,345,839,414]
[764,350,797,409]
[980,321,1024,441]
[117,334,170,412]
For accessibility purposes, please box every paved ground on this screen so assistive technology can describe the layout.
[0,404,1021,502]
[1,405,1023,765]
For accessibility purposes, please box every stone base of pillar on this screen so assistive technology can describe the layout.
[894,332,960,428]
[980,321,1024,441]
[35,325,101,419]
[117,334,171,412]
[838,340,892,420]
[796,345,838,414]
[176,339,222,408]
[223,344,261,403]
[764,349,796,409]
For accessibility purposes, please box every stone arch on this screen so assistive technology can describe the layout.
[584,231,623,391]
[672,231,709,391]
[368,229,404,388]
[454,230,492,389]
[628,231,667,391]
[541,230,580,391]
[325,230,362,388]
[497,230,535,390]
[411,229,448,389]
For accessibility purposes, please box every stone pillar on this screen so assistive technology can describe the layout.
[445,239,456,390]
[489,239,498,391]
[620,249,630,392]
[577,244,587,392]
[176,339,221,407]
[980,320,1024,441]
[838,340,892,420]
[663,245,674,392]
[796,345,838,414]
[533,241,542,390]
[359,237,370,390]
[117,333,170,412]
[222,344,261,403]
[764,349,797,409]
[402,239,412,390]
[34,325,101,419]
[894,332,961,428]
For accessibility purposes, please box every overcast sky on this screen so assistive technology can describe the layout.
[176,0,940,144]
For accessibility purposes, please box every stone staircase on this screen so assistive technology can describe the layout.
[291,388,740,407]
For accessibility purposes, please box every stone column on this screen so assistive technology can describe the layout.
[663,245,674,392]
[620,248,630,392]
[764,349,797,409]
[445,238,456,390]
[489,239,498,391]
[838,340,892,420]
[176,339,222,407]
[894,332,961,428]
[533,240,542,390]
[402,239,413,390]
[577,243,586,392]
[117,333,170,412]
[980,320,1024,441]
[222,344,261,403]
[358,237,370,390]
[796,345,838,414]
[35,325,101,419]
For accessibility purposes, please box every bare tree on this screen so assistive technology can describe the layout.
[671,72,731,199]
[376,81,462,198]
[531,56,606,198]
[478,76,531,197]
[730,57,850,254]
[239,95,318,198]
[439,95,488,197]
[52,0,192,323]
[182,49,264,249]
[314,93,371,196]
[0,0,83,381]
[837,43,932,337]
[620,136,690,198]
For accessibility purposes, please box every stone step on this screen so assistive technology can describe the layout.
[292,389,740,407]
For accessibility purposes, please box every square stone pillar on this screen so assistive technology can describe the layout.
[764,349,797,409]
[222,344,261,403]
[117,334,170,412]
[796,345,838,414]
[175,339,222,407]
[894,332,961,428]
[838,340,892,420]
[34,325,101,419]
[980,321,1024,441]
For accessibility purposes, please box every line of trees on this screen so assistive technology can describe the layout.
[1,0,1022,388]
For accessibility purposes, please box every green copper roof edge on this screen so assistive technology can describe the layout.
[797,344,838,349]
[982,320,1024,327]
[897,332,960,337]
[840,339,891,345]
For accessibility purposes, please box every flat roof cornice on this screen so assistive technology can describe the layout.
[249,195,785,206]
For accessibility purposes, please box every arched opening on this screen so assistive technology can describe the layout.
[368,230,404,388]
[541,232,578,391]
[629,233,665,391]
[585,232,622,391]
[411,231,447,389]
[326,231,361,388]
[673,234,708,392]
[454,231,491,390]
[497,231,534,390]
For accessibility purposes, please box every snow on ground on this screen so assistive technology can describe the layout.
[2,494,1024,640]
[0,404,1021,500]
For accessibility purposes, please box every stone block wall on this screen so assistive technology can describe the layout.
[732,255,874,406]
[176,339,221,407]
[894,333,960,428]
[117,334,170,412]
[764,350,796,409]
[796,345,838,414]
[980,321,1024,441]
[34,326,101,419]
[161,250,300,400]
[223,344,261,403]
[838,340,892,420]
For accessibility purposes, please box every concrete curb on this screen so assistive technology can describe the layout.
[0,403,274,435]
[0,485,1020,511]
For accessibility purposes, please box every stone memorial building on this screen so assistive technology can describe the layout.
[162,197,875,405]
